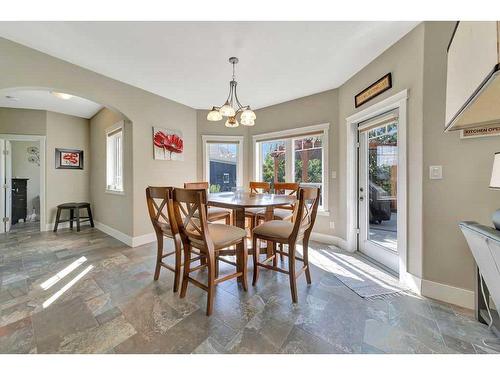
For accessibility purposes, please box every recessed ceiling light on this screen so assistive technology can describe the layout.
[5,95,19,101]
[51,91,73,100]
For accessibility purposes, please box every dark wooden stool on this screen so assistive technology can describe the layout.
[53,202,94,232]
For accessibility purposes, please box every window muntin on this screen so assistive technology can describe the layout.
[106,126,124,192]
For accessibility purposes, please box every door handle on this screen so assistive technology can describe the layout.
[359,196,364,201]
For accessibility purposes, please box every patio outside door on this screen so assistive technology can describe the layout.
[358,110,399,273]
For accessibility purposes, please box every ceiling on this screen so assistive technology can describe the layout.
[0,21,419,110]
[0,89,103,118]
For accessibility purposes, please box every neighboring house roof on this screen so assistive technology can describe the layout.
[209,144,237,164]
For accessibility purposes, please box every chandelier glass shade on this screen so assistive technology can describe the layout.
[207,57,256,127]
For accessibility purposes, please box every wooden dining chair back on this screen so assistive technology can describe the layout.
[273,182,299,196]
[251,186,321,303]
[184,181,231,225]
[184,181,209,190]
[291,186,321,241]
[272,182,299,211]
[145,186,182,292]
[172,187,248,315]
[172,187,212,249]
[249,181,271,194]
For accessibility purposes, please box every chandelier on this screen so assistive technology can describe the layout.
[207,57,256,127]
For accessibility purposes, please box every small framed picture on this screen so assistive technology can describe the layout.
[55,148,84,169]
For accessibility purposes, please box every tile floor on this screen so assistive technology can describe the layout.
[1,223,498,354]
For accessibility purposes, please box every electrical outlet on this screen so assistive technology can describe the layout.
[329,221,335,229]
[429,165,443,180]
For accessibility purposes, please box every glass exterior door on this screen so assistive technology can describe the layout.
[358,113,399,273]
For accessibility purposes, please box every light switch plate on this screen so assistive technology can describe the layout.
[331,171,337,179]
[429,165,443,180]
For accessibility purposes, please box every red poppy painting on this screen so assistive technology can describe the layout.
[153,127,184,161]
[55,148,84,169]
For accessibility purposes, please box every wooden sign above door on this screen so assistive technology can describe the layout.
[355,73,392,108]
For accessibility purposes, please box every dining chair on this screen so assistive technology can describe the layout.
[172,187,248,315]
[257,182,299,222]
[184,182,231,225]
[245,181,271,232]
[145,186,183,292]
[256,182,299,262]
[251,186,320,303]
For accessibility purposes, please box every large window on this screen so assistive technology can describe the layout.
[261,140,286,184]
[254,124,328,210]
[106,124,124,193]
[293,135,324,207]
[202,136,244,193]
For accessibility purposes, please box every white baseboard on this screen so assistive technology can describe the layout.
[132,232,157,247]
[94,221,133,247]
[421,279,475,310]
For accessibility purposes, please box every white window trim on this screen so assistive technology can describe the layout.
[252,123,329,212]
[202,135,244,188]
[105,121,125,195]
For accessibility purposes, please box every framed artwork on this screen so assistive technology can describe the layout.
[55,148,84,169]
[355,73,392,108]
[153,127,184,161]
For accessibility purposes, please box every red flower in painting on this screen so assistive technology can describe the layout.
[62,152,78,165]
[154,130,183,159]
[164,134,183,154]
[154,131,168,148]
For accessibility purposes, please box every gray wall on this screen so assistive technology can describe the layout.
[337,23,426,277]
[90,108,133,236]
[422,22,499,291]
[0,107,46,135]
[0,108,91,226]
[46,111,90,224]
[0,36,197,237]
[250,89,338,235]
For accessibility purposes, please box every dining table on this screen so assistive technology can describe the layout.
[208,191,296,283]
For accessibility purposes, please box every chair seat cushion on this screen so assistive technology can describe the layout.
[257,208,293,221]
[207,206,231,220]
[193,207,230,221]
[245,207,264,216]
[188,223,246,250]
[253,220,293,241]
[210,223,246,249]
[186,221,246,250]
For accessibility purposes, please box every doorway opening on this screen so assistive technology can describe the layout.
[345,89,408,280]
[0,135,46,233]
